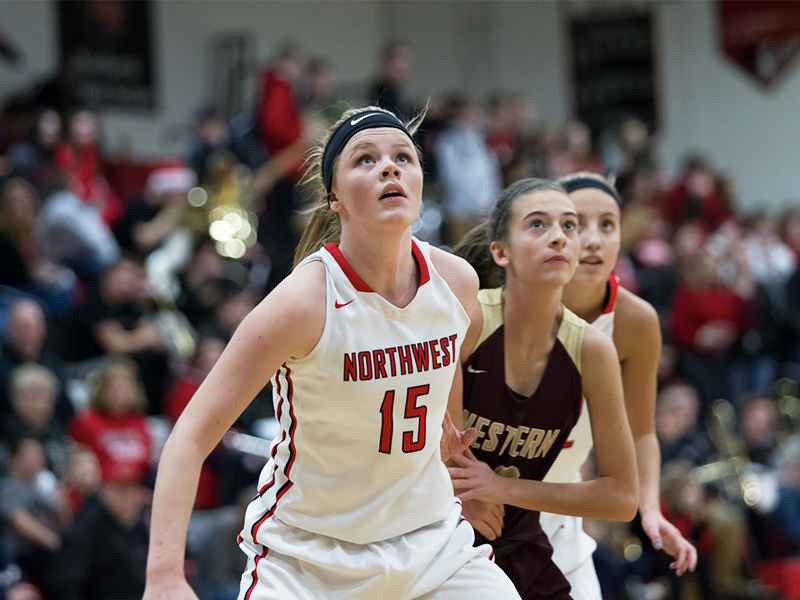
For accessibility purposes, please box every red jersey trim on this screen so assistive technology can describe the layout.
[323,239,431,293]
[243,545,269,600]
[602,274,620,315]
[251,364,297,542]
[325,243,373,292]
[411,239,431,287]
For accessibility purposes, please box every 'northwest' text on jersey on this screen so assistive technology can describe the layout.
[239,239,469,548]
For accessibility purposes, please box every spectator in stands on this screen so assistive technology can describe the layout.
[67,356,153,483]
[548,120,604,178]
[0,179,40,289]
[435,95,501,247]
[0,436,66,597]
[656,383,712,466]
[664,156,734,229]
[67,257,169,410]
[300,57,347,127]
[201,281,255,342]
[56,470,149,600]
[0,96,35,181]
[175,238,226,329]
[671,242,756,406]
[1,365,66,477]
[0,178,78,316]
[113,163,196,261]
[368,40,415,120]
[660,461,753,600]
[54,108,122,225]
[255,41,308,292]
[59,445,101,521]
[33,178,120,280]
[743,213,797,287]
[188,107,230,185]
[0,299,73,429]
[739,395,780,467]
[15,109,64,198]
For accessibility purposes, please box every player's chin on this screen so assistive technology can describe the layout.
[574,264,610,282]
[377,205,419,228]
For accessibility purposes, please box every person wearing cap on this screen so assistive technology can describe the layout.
[144,106,521,600]
[113,163,197,261]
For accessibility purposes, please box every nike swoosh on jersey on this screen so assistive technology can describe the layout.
[350,113,380,126]
[466,365,487,374]
[335,299,355,309]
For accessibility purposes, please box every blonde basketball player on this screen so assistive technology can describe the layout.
[143,107,521,600]
[537,172,697,600]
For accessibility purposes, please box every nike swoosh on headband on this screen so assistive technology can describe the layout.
[350,113,381,126]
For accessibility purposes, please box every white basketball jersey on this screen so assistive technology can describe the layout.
[540,274,619,574]
[240,238,470,548]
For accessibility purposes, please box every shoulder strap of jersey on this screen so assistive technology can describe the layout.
[602,274,620,315]
[477,287,503,347]
[557,306,586,374]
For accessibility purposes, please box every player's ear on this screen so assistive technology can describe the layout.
[490,240,510,268]
[329,188,341,213]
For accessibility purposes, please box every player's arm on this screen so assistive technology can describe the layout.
[616,291,697,574]
[430,247,482,427]
[615,293,661,519]
[432,248,504,539]
[143,261,327,599]
[450,325,638,521]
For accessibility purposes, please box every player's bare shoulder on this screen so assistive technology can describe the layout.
[429,246,480,310]
[581,320,620,367]
[613,287,661,362]
[244,258,328,360]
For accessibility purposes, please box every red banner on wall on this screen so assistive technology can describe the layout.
[718,0,800,88]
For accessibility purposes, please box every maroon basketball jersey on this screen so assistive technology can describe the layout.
[462,289,584,550]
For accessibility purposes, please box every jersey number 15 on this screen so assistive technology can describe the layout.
[379,384,430,454]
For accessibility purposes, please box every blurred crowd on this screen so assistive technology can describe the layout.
[1,38,800,600]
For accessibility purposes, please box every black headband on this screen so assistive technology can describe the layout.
[322,111,412,193]
[561,177,621,206]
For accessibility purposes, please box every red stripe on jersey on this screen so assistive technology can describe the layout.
[411,239,431,286]
[243,545,269,600]
[251,364,298,541]
[325,243,373,292]
[602,274,620,315]
[237,534,243,544]
[325,240,431,292]
[283,364,298,478]
[562,441,574,449]
[258,464,278,496]
[251,480,294,542]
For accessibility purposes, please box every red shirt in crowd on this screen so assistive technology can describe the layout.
[257,69,304,180]
[665,182,734,230]
[68,409,152,482]
[670,280,754,354]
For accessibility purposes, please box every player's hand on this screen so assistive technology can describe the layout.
[448,449,503,504]
[440,411,476,464]
[641,510,697,576]
[460,499,505,541]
